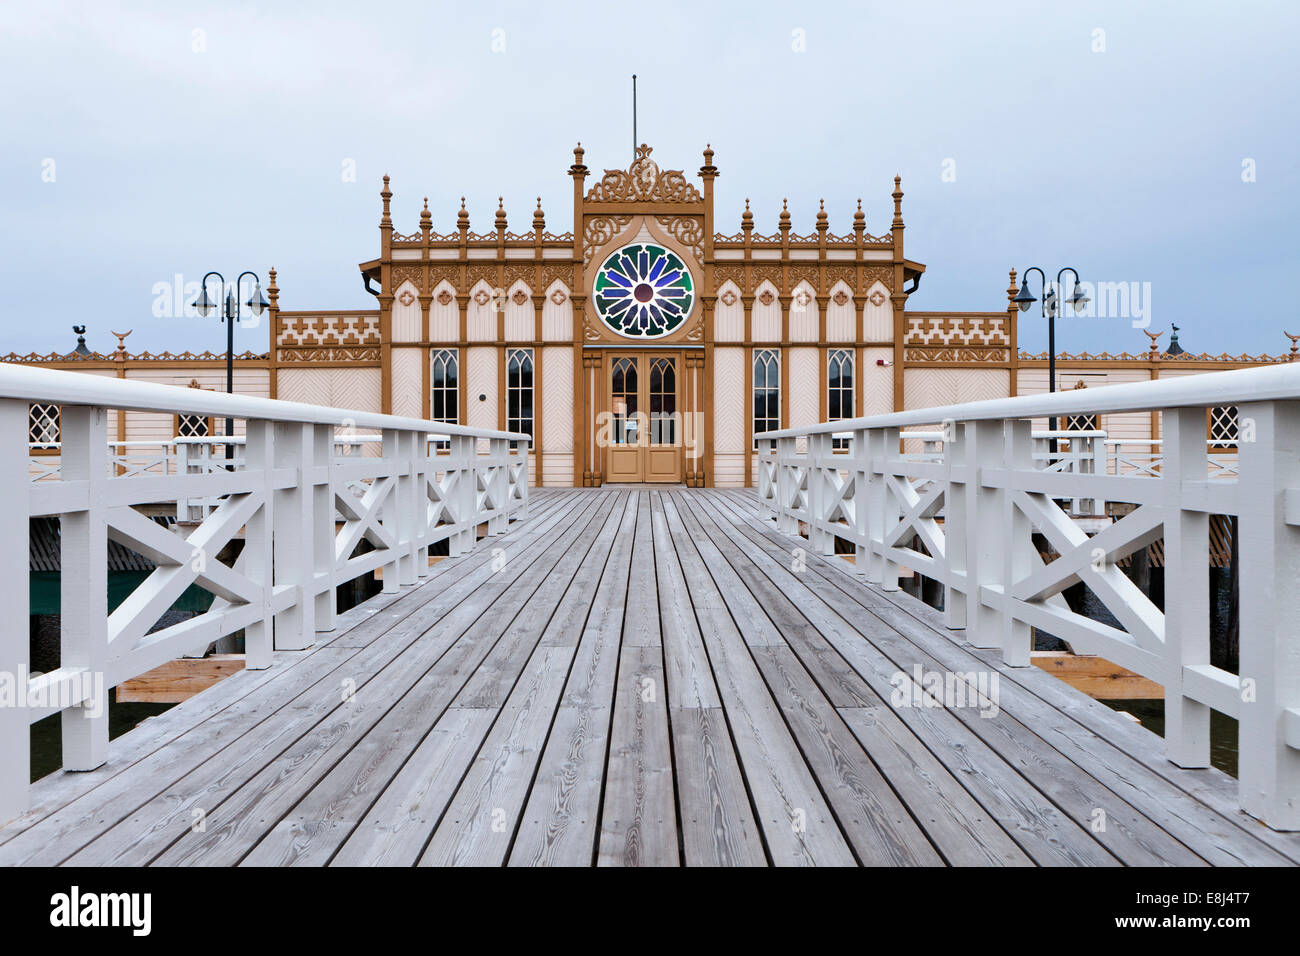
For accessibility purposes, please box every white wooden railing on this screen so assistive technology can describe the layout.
[758,362,1300,830]
[1106,438,1240,479]
[0,365,529,824]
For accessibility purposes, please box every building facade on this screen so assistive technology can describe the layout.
[7,144,1293,483]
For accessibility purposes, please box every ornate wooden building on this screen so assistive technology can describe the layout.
[278,143,931,488]
[7,143,1293,485]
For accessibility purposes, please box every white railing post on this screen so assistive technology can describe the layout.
[864,427,886,585]
[452,434,476,556]
[242,419,274,669]
[313,424,336,632]
[398,429,419,586]
[58,405,110,771]
[511,438,530,521]
[852,428,871,576]
[380,429,402,593]
[1162,407,1211,768]
[175,441,190,521]
[1000,419,1034,666]
[808,433,831,555]
[1236,399,1300,830]
[272,421,315,650]
[776,437,798,535]
[413,430,432,580]
[965,419,1003,649]
[877,426,901,590]
[0,399,30,821]
[942,419,968,630]
[489,437,509,535]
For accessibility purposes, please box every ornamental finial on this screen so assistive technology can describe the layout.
[570,142,587,177]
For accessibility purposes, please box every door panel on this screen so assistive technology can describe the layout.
[607,356,642,482]
[605,353,683,483]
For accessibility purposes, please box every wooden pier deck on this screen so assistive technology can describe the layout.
[2,487,1297,867]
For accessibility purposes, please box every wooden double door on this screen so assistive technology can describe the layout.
[605,351,683,483]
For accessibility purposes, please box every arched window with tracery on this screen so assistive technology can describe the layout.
[753,348,780,448]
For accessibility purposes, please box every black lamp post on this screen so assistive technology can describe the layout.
[192,270,268,460]
[1014,266,1089,449]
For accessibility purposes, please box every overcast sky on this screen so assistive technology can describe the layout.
[2,0,1295,357]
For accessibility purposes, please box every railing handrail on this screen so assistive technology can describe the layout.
[762,362,1300,437]
[2,364,528,443]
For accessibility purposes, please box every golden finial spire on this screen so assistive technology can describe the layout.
[700,143,717,178]
[533,196,545,233]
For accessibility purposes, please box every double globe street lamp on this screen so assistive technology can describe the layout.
[1014,267,1089,446]
[192,270,268,460]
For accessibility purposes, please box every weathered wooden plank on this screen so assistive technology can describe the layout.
[1031,651,1165,700]
[697,491,1124,865]
[325,489,590,649]
[116,654,246,703]
[660,493,855,866]
[509,702,609,867]
[683,491,1042,866]
[667,492,785,648]
[328,707,495,866]
[420,647,577,866]
[152,493,613,866]
[450,492,621,709]
[649,492,720,710]
[510,495,640,866]
[748,645,942,865]
[681,485,951,864]
[597,645,678,866]
[621,493,661,648]
[669,706,767,866]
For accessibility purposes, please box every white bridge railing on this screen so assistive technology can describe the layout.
[758,362,1300,830]
[0,365,528,825]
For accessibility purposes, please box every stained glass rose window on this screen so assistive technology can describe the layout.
[592,243,694,338]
